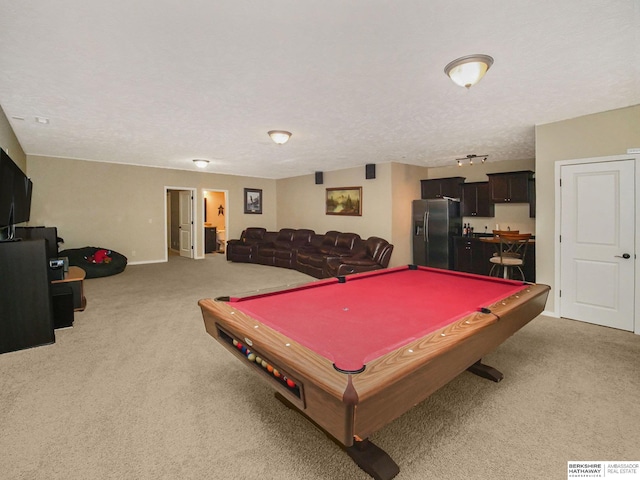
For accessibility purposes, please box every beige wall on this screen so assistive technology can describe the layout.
[27,156,277,264]
[535,104,640,313]
[0,106,26,171]
[389,162,429,266]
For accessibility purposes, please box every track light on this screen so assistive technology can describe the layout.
[456,154,488,167]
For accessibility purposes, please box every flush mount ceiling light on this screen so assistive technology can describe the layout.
[444,54,494,89]
[193,159,210,168]
[456,154,488,167]
[268,130,292,145]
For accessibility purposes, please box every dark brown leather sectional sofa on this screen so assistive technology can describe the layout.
[226,227,394,278]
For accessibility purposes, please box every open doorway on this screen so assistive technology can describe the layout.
[165,187,196,260]
[203,189,228,255]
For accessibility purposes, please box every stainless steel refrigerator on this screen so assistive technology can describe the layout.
[412,198,461,269]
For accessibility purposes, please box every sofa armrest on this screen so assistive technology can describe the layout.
[336,258,378,267]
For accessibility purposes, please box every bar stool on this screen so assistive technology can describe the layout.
[487,230,519,269]
[490,230,519,259]
[489,233,531,281]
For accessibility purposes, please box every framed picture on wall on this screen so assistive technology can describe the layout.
[325,187,362,216]
[244,188,262,214]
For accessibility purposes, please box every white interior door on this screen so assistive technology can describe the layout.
[179,190,193,258]
[560,160,635,331]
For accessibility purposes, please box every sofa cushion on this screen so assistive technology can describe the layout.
[291,229,314,246]
[274,228,295,245]
[317,231,339,254]
[328,233,361,257]
[243,227,267,243]
[334,233,359,250]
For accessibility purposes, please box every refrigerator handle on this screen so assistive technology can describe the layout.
[424,211,428,242]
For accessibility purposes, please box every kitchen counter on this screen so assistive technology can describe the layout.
[463,232,535,239]
[453,236,536,282]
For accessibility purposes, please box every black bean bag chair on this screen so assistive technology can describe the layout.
[58,246,128,279]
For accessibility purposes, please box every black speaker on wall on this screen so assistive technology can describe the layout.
[315,171,324,184]
[365,163,376,179]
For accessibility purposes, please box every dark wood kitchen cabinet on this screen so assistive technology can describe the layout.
[420,177,465,199]
[205,227,218,253]
[454,236,536,281]
[454,237,492,276]
[487,171,533,203]
[461,182,494,217]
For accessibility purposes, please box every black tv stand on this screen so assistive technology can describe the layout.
[0,239,55,354]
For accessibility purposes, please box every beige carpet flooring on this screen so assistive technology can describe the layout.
[1,254,639,480]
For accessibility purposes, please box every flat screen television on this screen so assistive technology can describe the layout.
[0,149,33,238]
[12,173,33,225]
[0,150,17,228]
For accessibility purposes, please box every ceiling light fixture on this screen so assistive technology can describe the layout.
[444,54,494,89]
[268,130,292,145]
[193,159,209,168]
[456,154,488,167]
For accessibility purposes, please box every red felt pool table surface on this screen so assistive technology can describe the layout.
[228,266,527,372]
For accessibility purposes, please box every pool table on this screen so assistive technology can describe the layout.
[198,265,549,480]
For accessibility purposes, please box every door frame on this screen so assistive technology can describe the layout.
[554,153,640,335]
[164,186,196,262]
[202,188,229,256]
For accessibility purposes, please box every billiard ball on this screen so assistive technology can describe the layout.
[247,353,256,362]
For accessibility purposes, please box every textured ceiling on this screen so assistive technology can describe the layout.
[0,1,639,179]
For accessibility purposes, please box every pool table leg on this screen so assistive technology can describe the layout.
[274,393,400,480]
[467,359,504,382]
[346,438,400,480]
